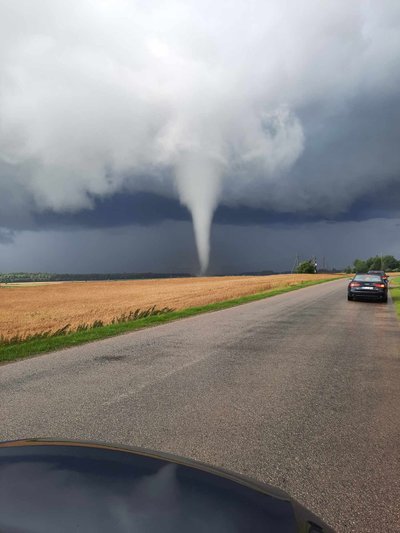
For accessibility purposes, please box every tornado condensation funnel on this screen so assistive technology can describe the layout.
[175,153,222,274]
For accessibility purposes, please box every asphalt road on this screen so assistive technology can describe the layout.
[1,279,400,531]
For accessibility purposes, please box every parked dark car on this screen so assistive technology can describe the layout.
[348,274,388,302]
[367,270,388,283]
[367,270,389,283]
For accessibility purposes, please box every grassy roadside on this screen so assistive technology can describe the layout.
[0,277,340,364]
[390,276,400,318]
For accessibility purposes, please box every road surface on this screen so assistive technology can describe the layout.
[1,279,400,531]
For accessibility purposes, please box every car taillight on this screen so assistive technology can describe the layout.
[350,282,361,287]
[373,283,386,288]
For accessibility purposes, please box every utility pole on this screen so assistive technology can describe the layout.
[291,253,300,273]
[313,256,318,273]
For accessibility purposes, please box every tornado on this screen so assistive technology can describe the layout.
[175,153,223,274]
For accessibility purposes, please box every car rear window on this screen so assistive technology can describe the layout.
[354,275,382,282]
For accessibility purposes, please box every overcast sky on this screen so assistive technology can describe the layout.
[1,1,400,274]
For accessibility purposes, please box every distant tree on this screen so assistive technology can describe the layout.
[367,256,382,270]
[296,260,315,274]
[351,255,400,273]
[344,266,353,274]
[382,255,400,271]
[353,259,369,273]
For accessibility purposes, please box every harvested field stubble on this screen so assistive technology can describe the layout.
[0,274,340,342]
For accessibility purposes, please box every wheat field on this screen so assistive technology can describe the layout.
[0,274,341,341]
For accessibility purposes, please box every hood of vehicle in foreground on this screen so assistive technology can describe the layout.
[0,439,333,532]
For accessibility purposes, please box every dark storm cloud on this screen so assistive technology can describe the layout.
[34,192,190,230]
[30,177,400,233]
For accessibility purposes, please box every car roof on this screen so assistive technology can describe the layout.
[354,273,383,280]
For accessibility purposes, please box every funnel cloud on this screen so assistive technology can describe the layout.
[0,1,400,271]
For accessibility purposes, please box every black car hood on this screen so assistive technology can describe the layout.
[0,439,334,532]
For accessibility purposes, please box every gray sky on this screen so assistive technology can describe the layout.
[2,217,400,274]
[0,1,400,273]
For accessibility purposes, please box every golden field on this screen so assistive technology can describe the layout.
[0,274,341,341]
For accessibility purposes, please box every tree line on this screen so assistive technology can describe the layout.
[345,255,400,274]
[0,272,191,283]
[294,255,400,274]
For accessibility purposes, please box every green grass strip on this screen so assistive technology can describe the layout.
[390,276,400,319]
[0,278,340,364]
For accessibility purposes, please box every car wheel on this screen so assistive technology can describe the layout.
[382,296,388,303]
[347,294,353,301]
